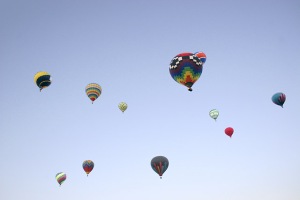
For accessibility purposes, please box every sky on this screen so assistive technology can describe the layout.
[0,0,300,199]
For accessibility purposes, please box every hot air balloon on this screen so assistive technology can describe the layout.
[272,92,286,108]
[225,127,234,138]
[209,109,219,121]
[85,83,102,104]
[34,71,51,91]
[56,172,66,186]
[118,102,128,113]
[194,51,206,64]
[82,160,94,176]
[169,52,203,91]
[151,156,169,179]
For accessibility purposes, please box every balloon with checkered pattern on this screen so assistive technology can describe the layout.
[169,52,203,91]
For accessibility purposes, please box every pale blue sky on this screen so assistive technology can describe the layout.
[0,0,300,199]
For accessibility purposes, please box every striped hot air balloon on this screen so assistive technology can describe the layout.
[85,83,102,104]
[118,102,128,113]
[34,71,52,91]
[56,172,66,186]
[82,160,94,176]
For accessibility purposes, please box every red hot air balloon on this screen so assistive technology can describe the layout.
[194,52,206,64]
[225,127,234,138]
[82,160,94,176]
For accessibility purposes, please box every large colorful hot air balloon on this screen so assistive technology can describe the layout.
[82,160,94,176]
[85,83,102,104]
[272,92,286,108]
[118,102,128,113]
[56,172,66,186]
[194,51,206,64]
[209,109,219,121]
[225,127,234,138]
[34,71,51,91]
[151,156,169,179]
[169,52,203,91]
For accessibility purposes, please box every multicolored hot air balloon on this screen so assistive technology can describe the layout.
[225,127,234,138]
[169,52,203,91]
[118,102,128,113]
[194,51,207,64]
[34,71,51,91]
[272,92,286,108]
[56,172,66,186]
[85,83,102,104]
[82,160,94,176]
[209,109,219,121]
[151,156,169,179]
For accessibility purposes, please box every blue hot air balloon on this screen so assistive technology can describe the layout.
[272,92,286,108]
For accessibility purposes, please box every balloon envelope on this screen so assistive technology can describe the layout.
[85,83,102,103]
[151,156,169,178]
[118,102,128,113]
[56,172,66,186]
[272,92,286,107]
[82,160,94,176]
[209,109,219,121]
[194,51,206,64]
[225,127,234,138]
[169,52,203,91]
[34,71,51,91]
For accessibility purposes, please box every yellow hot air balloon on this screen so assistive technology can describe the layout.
[34,71,51,91]
[85,83,102,104]
[118,102,128,113]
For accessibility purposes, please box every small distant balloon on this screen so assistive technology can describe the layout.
[34,71,51,91]
[82,160,94,176]
[272,92,286,108]
[225,127,234,138]
[151,156,169,179]
[56,172,66,186]
[85,83,102,104]
[194,51,206,64]
[209,109,219,121]
[169,52,203,91]
[118,102,128,113]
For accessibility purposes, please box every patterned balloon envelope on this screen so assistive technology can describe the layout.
[194,51,207,64]
[169,52,203,91]
[209,109,219,121]
[34,71,52,91]
[55,172,66,186]
[85,83,102,104]
[82,160,94,176]
[118,102,128,113]
[272,92,286,108]
[151,156,169,179]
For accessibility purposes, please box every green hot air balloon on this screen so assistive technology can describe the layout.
[118,102,128,113]
[56,172,66,186]
[209,109,219,121]
[272,92,286,108]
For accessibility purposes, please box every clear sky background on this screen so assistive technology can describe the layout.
[0,0,300,199]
